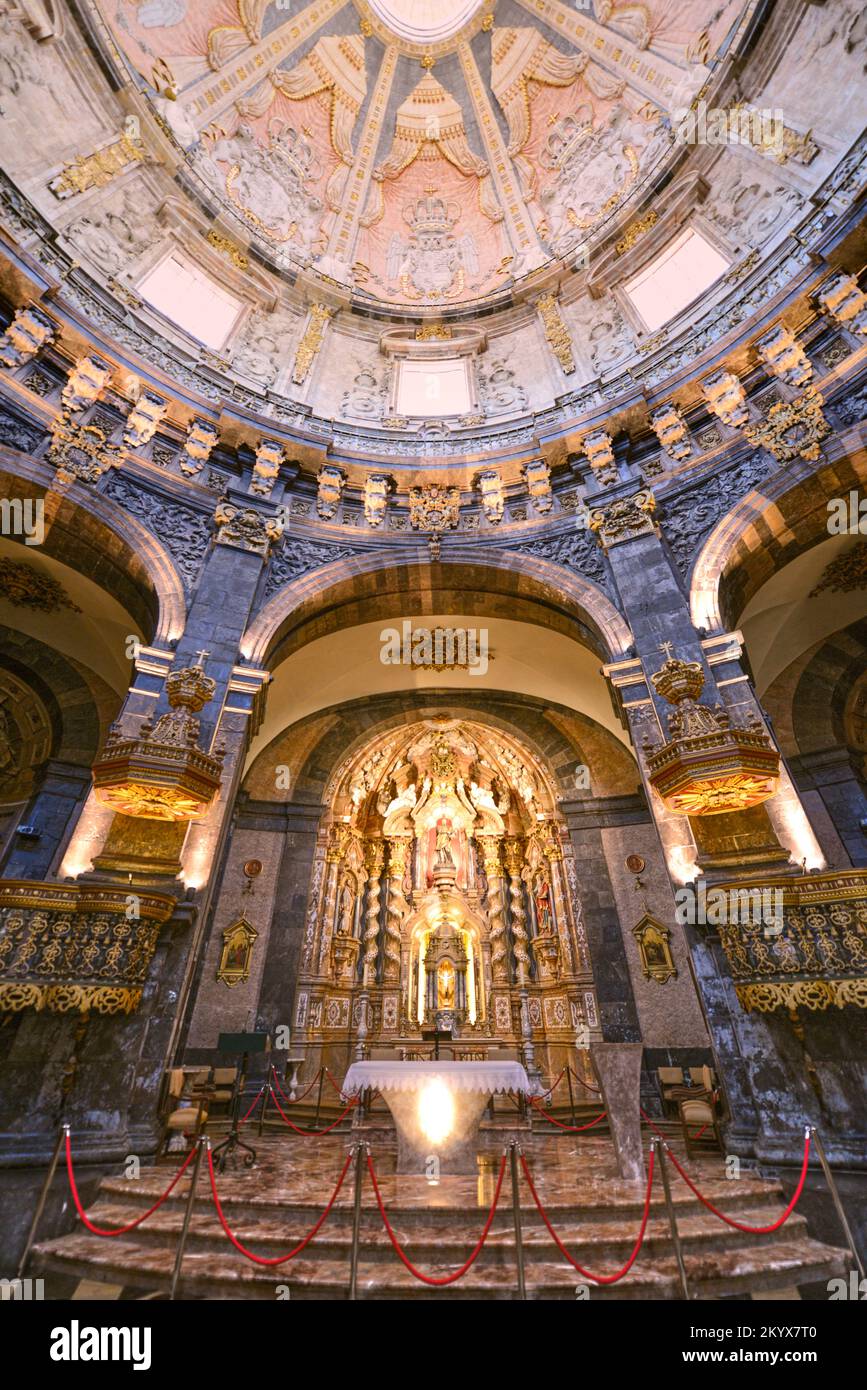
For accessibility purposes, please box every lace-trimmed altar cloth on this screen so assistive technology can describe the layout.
[341,1060,532,1096]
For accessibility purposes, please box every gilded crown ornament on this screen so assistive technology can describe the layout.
[643,656,780,816]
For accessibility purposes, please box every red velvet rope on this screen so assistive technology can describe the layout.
[664,1130,811,1234]
[568,1065,601,1094]
[65,1131,196,1237]
[207,1146,352,1265]
[239,1083,267,1124]
[367,1150,507,1287]
[325,1068,352,1101]
[270,1066,324,1105]
[531,1099,608,1132]
[535,1067,567,1101]
[520,1146,655,1285]
[269,1085,359,1135]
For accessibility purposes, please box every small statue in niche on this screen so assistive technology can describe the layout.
[435,817,455,867]
[337,879,355,936]
[534,875,554,935]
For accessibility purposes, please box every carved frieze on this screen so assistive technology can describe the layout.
[48,413,120,484]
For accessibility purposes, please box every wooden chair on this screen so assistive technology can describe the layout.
[677,1089,724,1160]
[158,1068,211,1158]
[658,1066,685,1113]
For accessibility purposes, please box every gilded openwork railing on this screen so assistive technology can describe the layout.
[715,870,867,1013]
[0,881,175,1015]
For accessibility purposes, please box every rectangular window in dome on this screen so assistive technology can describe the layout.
[624,228,730,333]
[395,358,472,417]
[137,252,244,350]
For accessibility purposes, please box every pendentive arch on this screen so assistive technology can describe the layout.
[0,457,187,646]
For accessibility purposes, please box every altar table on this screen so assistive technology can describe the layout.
[342,1060,532,1174]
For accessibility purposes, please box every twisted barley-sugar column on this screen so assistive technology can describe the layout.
[383,837,410,984]
[362,839,386,986]
[318,829,348,976]
[503,837,530,985]
[478,835,509,984]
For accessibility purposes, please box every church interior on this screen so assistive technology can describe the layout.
[0,0,865,1311]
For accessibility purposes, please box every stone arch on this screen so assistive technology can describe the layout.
[0,460,187,645]
[241,688,640,805]
[242,544,632,668]
[689,447,867,634]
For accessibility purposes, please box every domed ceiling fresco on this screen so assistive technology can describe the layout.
[94,0,746,309]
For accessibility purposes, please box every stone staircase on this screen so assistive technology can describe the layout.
[31,1133,849,1300]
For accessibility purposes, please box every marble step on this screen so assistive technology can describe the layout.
[46,1198,823,1266]
[32,1230,848,1301]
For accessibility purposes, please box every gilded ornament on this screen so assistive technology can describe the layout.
[535,292,575,374]
[744,387,830,463]
[292,304,332,385]
[643,658,780,816]
[206,230,249,271]
[615,209,658,257]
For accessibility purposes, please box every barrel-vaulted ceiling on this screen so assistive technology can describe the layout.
[97,0,747,309]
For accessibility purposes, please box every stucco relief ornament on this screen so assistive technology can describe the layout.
[743,387,830,463]
[388,195,479,303]
[180,418,219,476]
[589,490,656,548]
[363,473,393,527]
[475,469,504,524]
[0,305,55,369]
[206,121,323,251]
[48,414,121,485]
[317,464,346,519]
[409,483,460,558]
[214,499,283,556]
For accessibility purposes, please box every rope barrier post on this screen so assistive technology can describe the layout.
[566,1065,576,1127]
[348,1142,366,1302]
[16,1122,68,1280]
[509,1141,527,1301]
[258,1082,270,1138]
[169,1136,206,1302]
[314,1067,325,1129]
[810,1125,865,1282]
[656,1138,690,1301]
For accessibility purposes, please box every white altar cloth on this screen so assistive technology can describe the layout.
[342,1059,531,1096]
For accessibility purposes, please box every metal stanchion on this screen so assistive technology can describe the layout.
[169,1136,206,1302]
[348,1142,365,1301]
[16,1123,68,1279]
[566,1066,576,1128]
[257,1083,270,1138]
[509,1141,527,1300]
[656,1137,690,1300]
[314,1067,325,1129]
[810,1125,865,1281]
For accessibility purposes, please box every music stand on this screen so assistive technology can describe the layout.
[211,1031,270,1173]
